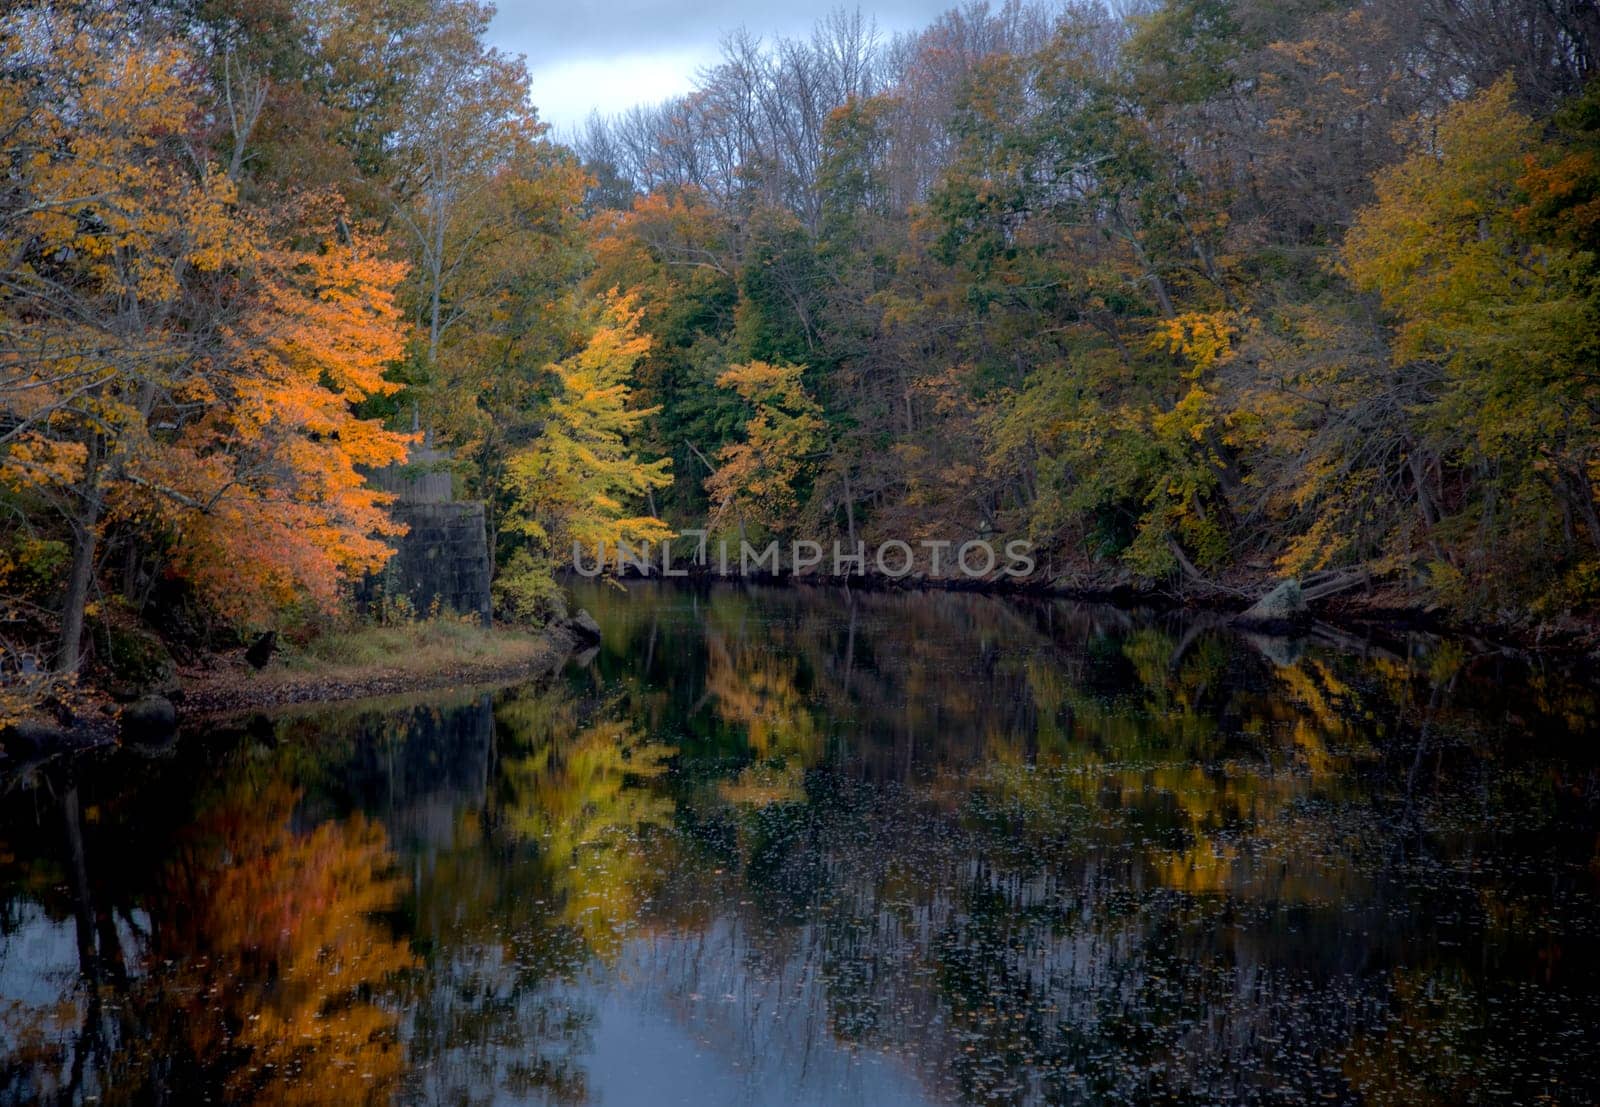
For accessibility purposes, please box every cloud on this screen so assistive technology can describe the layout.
[492,1,809,65]
[529,48,714,135]
[489,0,961,129]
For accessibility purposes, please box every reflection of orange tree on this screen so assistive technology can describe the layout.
[497,689,676,960]
[152,777,415,1106]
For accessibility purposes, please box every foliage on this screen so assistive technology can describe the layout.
[1344,78,1600,610]
[499,297,673,614]
[704,361,826,535]
[569,0,1600,621]
[0,6,411,671]
[6,0,1600,679]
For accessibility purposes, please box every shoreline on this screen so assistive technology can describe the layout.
[584,566,1600,659]
[7,571,1598,770]
[1,624,575,770]
[178,625,575,719]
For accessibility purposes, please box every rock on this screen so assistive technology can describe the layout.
[1235,579,1309,631]
[120,695,177,743]
[1246,578,1307,617]
[244,630,278,670]
[0,719,68,757]
[566,608,602,644]
[104,622,176,700]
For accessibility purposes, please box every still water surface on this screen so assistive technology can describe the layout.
[3,582,1599,1105]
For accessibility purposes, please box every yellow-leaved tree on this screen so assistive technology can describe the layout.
[704,361,825,537]
[499,296,673,618]
[1343,77,1600,610]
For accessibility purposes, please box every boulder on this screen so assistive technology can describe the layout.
[244,630,277,670]
[104,622,176,701]
[1235,579,1309,631]
[566,608,603,644]
[120,695,177,743]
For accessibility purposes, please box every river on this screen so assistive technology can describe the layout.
[2,581,1598,1104]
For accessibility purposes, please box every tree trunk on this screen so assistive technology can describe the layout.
[1412,451,1438,525]
[842,468,856,547]
[1167,536,1206,584]
[1561,462,1600,555]
[57,489,102,674]
[1118,209,1175,318]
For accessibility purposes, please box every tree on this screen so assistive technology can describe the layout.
[499,297,673,616]
[162,203,414,623]
[584,188,743,518]
[705,361,825,536]
[1343,78,1600,610]
[385,3,549,376]
[0,10,410,669]
[413,142,592,579]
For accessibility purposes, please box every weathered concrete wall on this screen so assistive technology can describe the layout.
[361,445,492,625]
[366,502,492,625]
[368,445,454,504]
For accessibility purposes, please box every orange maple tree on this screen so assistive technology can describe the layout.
[0,10,412,666]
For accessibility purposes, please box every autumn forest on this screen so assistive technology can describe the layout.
[3,0,1600,694]
[5,3,1600,1102]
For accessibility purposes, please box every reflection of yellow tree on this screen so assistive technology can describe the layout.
[707,631,815,756]
[704,627,826,806]
[966,627,1388,903]
[497,689,676,959]
[693,585,829,806]
[155,778,415,1106]
[1139,646,1373,899]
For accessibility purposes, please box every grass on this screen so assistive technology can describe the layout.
[277,617,547,679]
[175,616,565,717]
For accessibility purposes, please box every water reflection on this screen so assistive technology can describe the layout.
[3,582,1599,1104]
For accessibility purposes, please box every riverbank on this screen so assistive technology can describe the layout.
[6,568,1596,770]
[180,619,576,717]
[0,620,576,766]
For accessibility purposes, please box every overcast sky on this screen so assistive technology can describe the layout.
[487,1,957,135]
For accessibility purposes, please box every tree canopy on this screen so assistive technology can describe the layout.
[4,0,1599,689]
